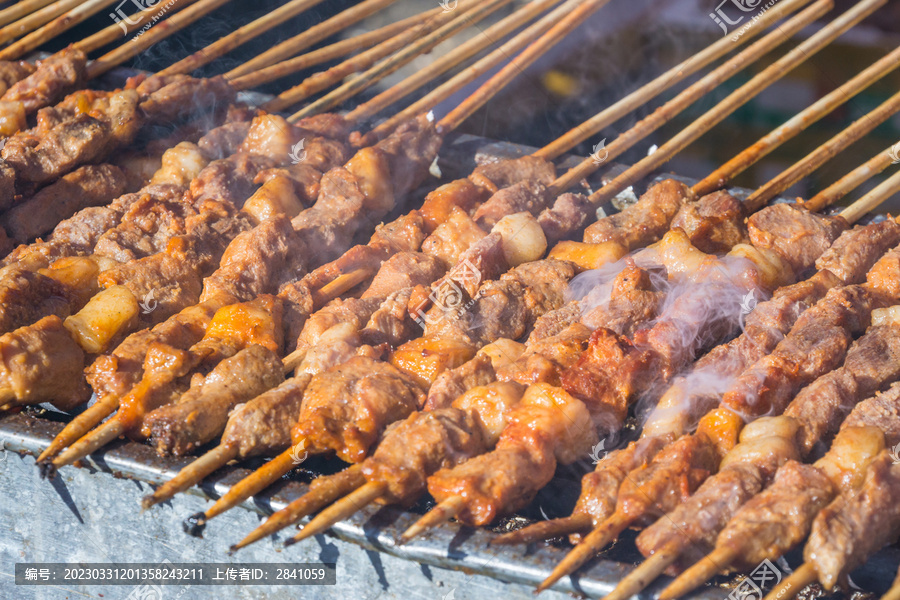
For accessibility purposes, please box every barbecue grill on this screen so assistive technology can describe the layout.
[0,1,899,599]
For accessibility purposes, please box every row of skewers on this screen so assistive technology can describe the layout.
[2,0,900,597]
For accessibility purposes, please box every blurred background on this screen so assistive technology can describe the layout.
[45,0,900,210]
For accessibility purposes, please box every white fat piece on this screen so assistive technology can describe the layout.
[872,305,900,327]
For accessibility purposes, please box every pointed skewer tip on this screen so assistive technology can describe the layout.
[536,512,632,594]
[399,496,464,544]
[657,546,739,600]
[491,514,592,546]
[287,481,386,547]
[603,539,684,600]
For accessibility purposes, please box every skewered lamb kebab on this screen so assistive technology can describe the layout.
[605,242,900,599]
[178,50,808,536]
[662,336,900,600]
[497,142,900,552]
[41,113,441,472]
[138,152,562,514]
[650,203,900,597]
[493,81,900,548]
[26,0,578,463]
[0,114,358,425]
[118,0,704,520]
[400,148,900,568]
[0,114,278,411]
[213,1,864,544]
[764,392,900,599]
[15,0,568,432]
[307,0,830,304]
[531,177,900,591]
[229,254,579,553]
[234,106,880,552]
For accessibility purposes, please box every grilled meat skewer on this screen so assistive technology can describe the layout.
[45,114,441,472]
[27,115,353,459]
[141,153,564,512]
[229,253,577,552]
[536,224,900,593]
[397,175,894,585]
[662,372,900,600]
[0,115,313,410]
[607,293,900,600]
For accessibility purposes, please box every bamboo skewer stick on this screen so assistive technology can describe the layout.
[547,0,841,197]
[746,88,900,211]
[534,513,631,593]
[137,349,308,510]
[263,1,489,114]
[0,0,55,29]
[344,0,564,125]
[358,0,578,146]
[839,165,900,224]
[437,0,613,134]
[693,44,900,199]
[489,514,592,546]
[803,141,900,212]
[543,0,827,195]
[36,394,119,466]
[74,0,199,54]
[85,0,232,80]
[574,0,881,208]
[398,497,466,544]
[534,0,815,160]
[142,443,239,511]
[227,464,366,551]
[284,0,514,119]
[285,481,387,546]
[159,0,327,76]
[51,418,125,469]
[536,0,831,193]
[655,547,741,600]
[225,0,402,80]
[762,563,817,600]
[227,8,441,92]
[0,0,85,46]
[601,539,683,600]
[881,562,900,600]
[0,0,120,60]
